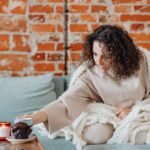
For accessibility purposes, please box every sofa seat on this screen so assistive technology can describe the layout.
[33,129,150,150]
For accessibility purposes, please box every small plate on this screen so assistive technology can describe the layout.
[6,134,36,144]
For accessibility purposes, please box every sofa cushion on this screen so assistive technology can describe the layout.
[53,76,70,98]
[53,76,66,98]
[0,73,57,123]
[83,144,150,150]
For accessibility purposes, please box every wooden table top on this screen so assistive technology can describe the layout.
[0,138,43,150]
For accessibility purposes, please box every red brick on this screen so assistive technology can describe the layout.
[57,24,63,32]
[129,33,150,41]
[29,15,45,23]
[70,24,88,32]
[56,6,63,13]
[134,5,150,12]
[115,5,132,13]
[29,5,53,13]
[47,53,63,61]
[121,15,150,22]
[80,14,97,22]
[32,53,46,61]
[70,53,81,61]
[31,24,55,32]
[58,63,64,70]
[38,43,55,51]
[11,0,27,14]
[0,35,9,51]
[12,35,31,52]
[134,5,143,11]
[92,24,102,30]
[138,43,150,50]
[130,24,144,31]
[0,54,28,71]
[0,0,8,13]
[0,16,27,32]
[34,63,55,71]
[70,43,83,51]
[56,43,64,51]
[99,15,107,22]
[69,5,89,13]
[91,5,107,12]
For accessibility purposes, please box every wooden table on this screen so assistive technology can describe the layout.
[0,138,43,150]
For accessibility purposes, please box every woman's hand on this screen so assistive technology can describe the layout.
[16,110,48,125]
[116,107,132,119]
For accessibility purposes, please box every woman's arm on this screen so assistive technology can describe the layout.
[20,110,48,125]
[17,71,94,134]
[40,74,93,133]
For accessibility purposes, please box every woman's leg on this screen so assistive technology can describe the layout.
[135,131,147,144]
[83,122,114,144]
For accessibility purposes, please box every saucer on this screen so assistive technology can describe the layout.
[6,134,36,144]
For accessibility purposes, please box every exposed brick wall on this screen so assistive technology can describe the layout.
[0,0,149,76]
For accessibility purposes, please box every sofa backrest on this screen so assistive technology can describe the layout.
[53,76,70,98]
[0,74,69,124]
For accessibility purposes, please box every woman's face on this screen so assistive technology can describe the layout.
[93,41,112,71]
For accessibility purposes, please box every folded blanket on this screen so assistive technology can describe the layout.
[108,98,150,144]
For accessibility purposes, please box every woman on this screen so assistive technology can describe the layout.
[16,25,150,144]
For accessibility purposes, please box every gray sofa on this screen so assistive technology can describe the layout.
[0,74,150,150]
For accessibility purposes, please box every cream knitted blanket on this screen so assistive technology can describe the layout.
[107,98,150,144]
[33,99,150,150]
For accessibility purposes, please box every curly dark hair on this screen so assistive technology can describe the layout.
[81,25,142,81]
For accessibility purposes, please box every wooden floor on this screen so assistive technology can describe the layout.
[0,139,43,150]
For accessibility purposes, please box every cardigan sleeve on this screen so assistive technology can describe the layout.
[40,71,97,134]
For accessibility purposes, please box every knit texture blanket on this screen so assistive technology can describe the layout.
[107,98,150,144]
[33,98,150,150]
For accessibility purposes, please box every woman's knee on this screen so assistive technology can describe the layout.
[83,123,114,144]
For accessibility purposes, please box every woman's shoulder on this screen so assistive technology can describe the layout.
[69,62,91,87]
[69,63,101,85]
